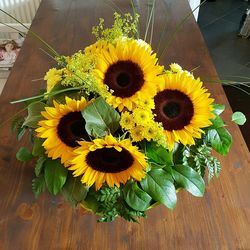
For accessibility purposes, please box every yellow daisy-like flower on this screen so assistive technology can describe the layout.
[120,111,135,130]
[69,135,147,190]
[94,38,164,111]
[169,63,183,73]
[153,72,214,150]
[44,68,64,93]
[132,108,154,126]
[130,125,144,142]
[137,98,155,110]
[36,97,91,166]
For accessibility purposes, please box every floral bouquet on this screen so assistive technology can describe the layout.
[12,13,246,222]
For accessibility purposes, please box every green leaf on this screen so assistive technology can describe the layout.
[144,141,173,166]
[17,127,26,141]
[23,101,46,128]
[207,127,232,156]
[32,175,46,198]
[213,104,225,115]
[32,138,45,157]
[140,169,177,209]
[47,83,83,106]
[62,176,89,207]
[44,159,68,195]
[16,147,33,162]
[35,157,46,177]
[123,182,152,211]
[172,165,205,197]
[231,112,246,125]
[81,97,120,137]
[210,116,225,129]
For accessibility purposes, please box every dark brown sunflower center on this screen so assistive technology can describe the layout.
[86,147,134,173]
[57,112,89,147]
[104,60,144,98]
[163,102,181,118]
[153,90,194,131]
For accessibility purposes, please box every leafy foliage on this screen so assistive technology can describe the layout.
[62,175,89,207]
[82,97,120,137]
[143,141,173,167]
[44,159,68,195]
[172,165,205,197]
[16,147,33,162]
[32,175,46,198]
[183,144,221,182]
[123,182,152,211]
[11,116,26,141]
[85,186,146,222]
[231,111,246,125]
[206,127,232,156]
[23,101,46,128]
[140,169,176,209]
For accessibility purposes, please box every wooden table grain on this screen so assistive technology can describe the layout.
[0,0,250,249]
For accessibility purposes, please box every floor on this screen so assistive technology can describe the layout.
[198,0,250,150]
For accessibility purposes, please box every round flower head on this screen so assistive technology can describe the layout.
[36,97,91,166]
[93,38,164,111]
[44,68,64,93]
[153,72,214,150]
[69,135,148,190]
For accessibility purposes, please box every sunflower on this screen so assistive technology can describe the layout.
[36,97,91,166]
[94,38,164,111]
[153,72,214,150]
[69,135,147,190]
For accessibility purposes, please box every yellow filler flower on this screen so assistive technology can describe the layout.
[94,38,163,111]
[152,72,214,150]
[36,97,90,166]
[69,135,148,190]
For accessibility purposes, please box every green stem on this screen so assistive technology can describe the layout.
[0,9,59,57]
[144,0,155,41]
[159,0,207,59]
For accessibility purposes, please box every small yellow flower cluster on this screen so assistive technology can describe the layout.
[120,103,166,147]
[44,68,64,93]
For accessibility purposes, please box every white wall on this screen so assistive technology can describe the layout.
[188,0,201,21]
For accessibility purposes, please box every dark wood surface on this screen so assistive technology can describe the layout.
[0,0,250,249]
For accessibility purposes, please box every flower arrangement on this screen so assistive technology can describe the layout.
[12,12,246,222]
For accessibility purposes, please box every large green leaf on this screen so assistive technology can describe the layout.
[81,97,120,137]
[231,112,246,125]
[140,169,176,209]
[35,157,46,177]
[32,137,45,157]
[123,182,152,211]
[44,159,68,195]
[23,101,46,128]
[62,176,89,207]
[207,127,232,156]
[16,147,33,162]
[212,104,225,115]
[172,165,205,197]
[144,141,173,166]
[210,116,225,129]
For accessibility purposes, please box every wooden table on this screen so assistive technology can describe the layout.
[0,0,250,249]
